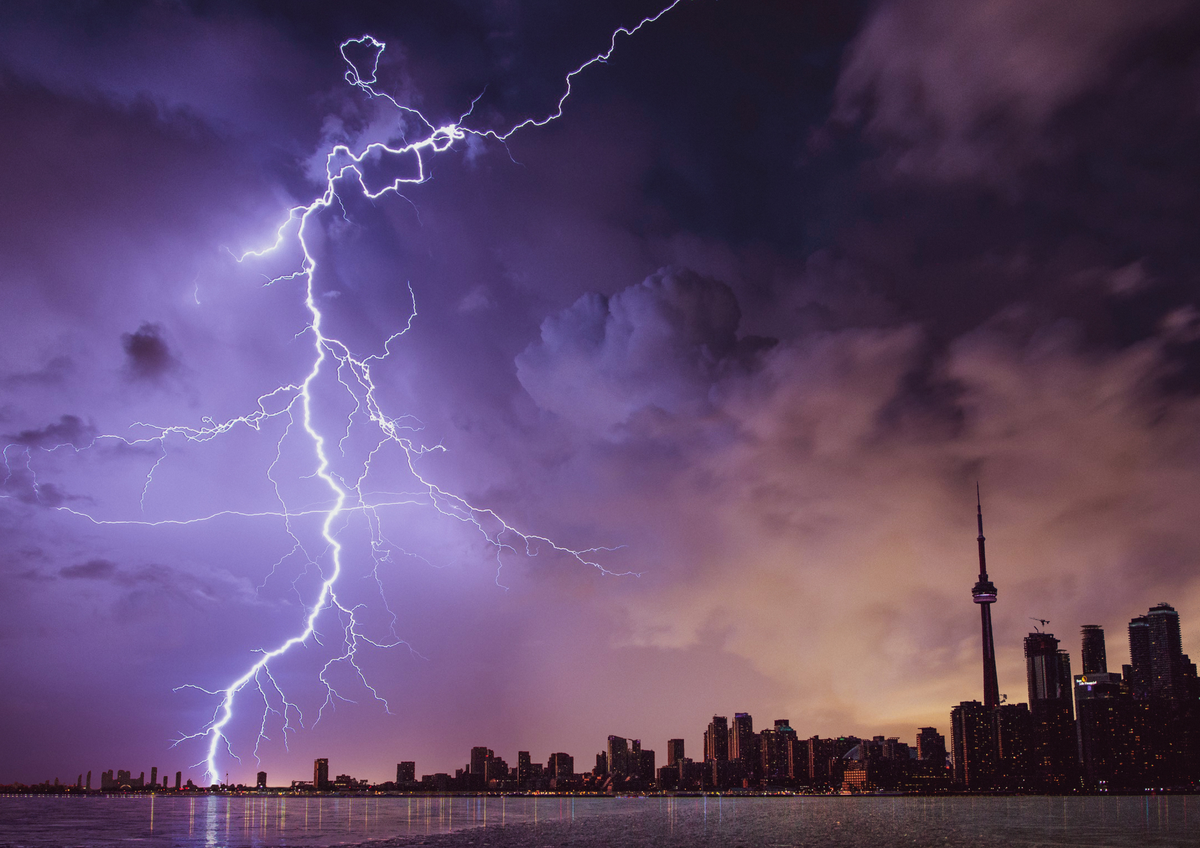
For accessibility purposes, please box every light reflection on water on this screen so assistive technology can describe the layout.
[1,794,1198,847]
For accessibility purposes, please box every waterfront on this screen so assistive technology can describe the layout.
[1,795,1198,847]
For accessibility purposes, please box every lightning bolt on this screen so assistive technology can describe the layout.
[4,2,683,786]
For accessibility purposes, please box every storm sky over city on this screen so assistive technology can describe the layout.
[4,0,1200,785]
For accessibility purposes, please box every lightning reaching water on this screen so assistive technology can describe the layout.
[3,1,684,786]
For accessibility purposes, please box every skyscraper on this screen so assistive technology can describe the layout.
[705,716,729,762]
[1024,631,1078,788]
[1080,624,1107,675]
[729,713,754,761]
[313,758,329,790]
[666,739,685,767]
[607,735,630,777]
[972,488,1000,709]
[1137,603,1197,702]
[396,762,416,785]
[950,701,994,788]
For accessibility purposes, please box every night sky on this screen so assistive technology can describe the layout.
[4,0,1200,786]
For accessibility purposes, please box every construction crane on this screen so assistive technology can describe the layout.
[1030,617,1050,632]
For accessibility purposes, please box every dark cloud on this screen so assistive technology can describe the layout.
[516,268,774,433]
[120,323,177,381]
[6,414,96,449]
[833,0,1193,184]
[59,558,118,580]
[2,355,72,388]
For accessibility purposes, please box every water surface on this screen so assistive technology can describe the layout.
[1,794,1197,847]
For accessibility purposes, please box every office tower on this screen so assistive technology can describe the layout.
[1081,625,1107,674]
[607,736,630,777]
[594,752,607,776]
[666,739,685,767]
[972,489,1001,709]
[517,752,532,786]
[915,727,945,764]
[548,752,573,780]
[992,703,1033,790]
[950,701,994,788]
[1128,615,1152,697]
[729,713,754,760]
[729,713,760,782]
[174,771,181,790]
[86,770,92,791]
[485,756,509,784]
[639,748,656,783]
[760,724,788,783]
[256,771,267,789]
[470,747,492,789]
[313,759,329,790]
[396,762,415,785]
[1024,631,1078,788]
[706,716,729,762]
[150,767,157,788]
[1129,603,1198,702]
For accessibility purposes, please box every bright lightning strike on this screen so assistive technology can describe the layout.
[4,2,682,786]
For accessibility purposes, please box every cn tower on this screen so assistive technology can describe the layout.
[973,485,1000,709]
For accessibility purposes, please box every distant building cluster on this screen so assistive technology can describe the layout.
[952,495,1200,792]
[952,604,1200,791]
[298,719,949,795]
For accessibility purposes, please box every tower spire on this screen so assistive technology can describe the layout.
[972,485,1000,709]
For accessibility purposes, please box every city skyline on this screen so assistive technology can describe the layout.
[7,590,1195,790]
[5,1,1200,787]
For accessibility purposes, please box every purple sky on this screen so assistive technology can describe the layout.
[4,0,1200,786]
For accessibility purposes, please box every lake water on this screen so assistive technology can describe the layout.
[1,794,1198,847]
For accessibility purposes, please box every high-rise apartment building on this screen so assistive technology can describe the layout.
[666,738,685,767]
[950,700,994,789]
[1129,603,1198,702]
[313,758,329,790]
[547,752,573,781]
[607,735,630,777]
[705,716,729,762]
[396,762,416,785]
[1080,624,1107,675]
[1024,631,1078,788]
[915,727,946,764]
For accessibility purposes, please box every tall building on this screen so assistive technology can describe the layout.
[607,736,630,777]
[972,488,1001,709]
[517,752,532,786]
[548,752,573,781]
[1130,603,1198,702]
[666,739,685,767]
[729,713,754,761]
[729,713,760,782]
[1127,603,1200,785]
[396,762,416,785]
[761,720,798,784]
[313,758,329,790]
[992,703,1033,790]
[705,716,729,762]
[469,747,493,789]
[915,727,946,764]
[1080,624,1107,675]
[1024,631,1078,789]
[256,771,267,789]
[950,701,994,789]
